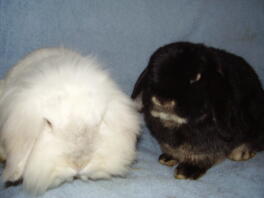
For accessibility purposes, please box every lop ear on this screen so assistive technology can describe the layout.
[131,66,151,99]
[209,76,236,141]
[1,109,44,183]
[212,102,235,141]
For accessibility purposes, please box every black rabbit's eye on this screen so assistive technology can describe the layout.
[190,73,202,84]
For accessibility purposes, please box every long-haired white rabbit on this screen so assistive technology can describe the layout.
[0,48,140,195]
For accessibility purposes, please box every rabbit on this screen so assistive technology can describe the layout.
[0,48,140,195]
[131,42,264,180]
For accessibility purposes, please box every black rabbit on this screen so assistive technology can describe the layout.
[132,42,264,179]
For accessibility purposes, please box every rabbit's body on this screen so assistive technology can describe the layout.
[0,48,140,194]
[132,42,264,179]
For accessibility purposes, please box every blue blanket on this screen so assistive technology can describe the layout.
[0,1,264,197]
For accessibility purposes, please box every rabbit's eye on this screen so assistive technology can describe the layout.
[190,73,202,84]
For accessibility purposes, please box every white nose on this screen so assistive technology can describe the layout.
[151,96,175,108]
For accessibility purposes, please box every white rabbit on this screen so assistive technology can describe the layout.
[0,48,140,195]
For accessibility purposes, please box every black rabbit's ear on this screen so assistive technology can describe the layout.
[209,79,236,141]
[131,66,150,99]
[212,103,235,141]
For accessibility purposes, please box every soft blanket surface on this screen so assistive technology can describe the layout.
[0,0,264,198]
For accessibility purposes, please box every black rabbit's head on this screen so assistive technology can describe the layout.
[133,42,228,123]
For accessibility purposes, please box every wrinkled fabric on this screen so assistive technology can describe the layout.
[0,0,264,198]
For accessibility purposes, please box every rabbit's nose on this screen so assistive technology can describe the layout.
[151,96,175,108]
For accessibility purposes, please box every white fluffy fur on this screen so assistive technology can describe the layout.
[0,48,140,195]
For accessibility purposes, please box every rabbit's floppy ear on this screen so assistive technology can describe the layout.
[131,65,151,99]
[0,98,44,183]
[205,54,235,140]
[212,99,235,141]
[207,58,251,141]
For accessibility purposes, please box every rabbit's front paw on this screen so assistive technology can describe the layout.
[2,167,22,183]
[159,153,178,167]
[175,163,208,180]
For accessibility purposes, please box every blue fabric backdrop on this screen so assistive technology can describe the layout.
[0,0,264,198]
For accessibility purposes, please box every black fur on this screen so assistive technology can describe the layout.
[132,42,264,179]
